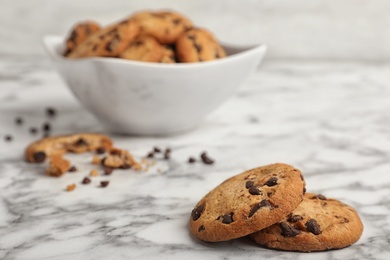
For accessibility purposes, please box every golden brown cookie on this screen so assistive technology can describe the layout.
[25,133,113,163]
[67,19,140,58]
[64,21,101,56]
[189,163,306,242]
[131,10,192,44]
[101,148,141,170]
[160,46,176,63]
[250,193,364,252]
[46,154,71,177]
[119,36,165,62]
[176,28,226,63]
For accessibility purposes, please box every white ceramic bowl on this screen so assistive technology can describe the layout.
[43,35,267,135]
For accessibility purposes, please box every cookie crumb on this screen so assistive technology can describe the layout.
[90,169,99,177]
[92,155,101,165]
[66,183,76,191]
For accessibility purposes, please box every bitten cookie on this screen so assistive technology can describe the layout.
[189,163,306,242]
[119,36,166,62]
[64,21,101,56]
[250,193,364,252]
[25,133,113,163]
[131,10,192,44]
[67,19,140,58]
[176,28,226,63]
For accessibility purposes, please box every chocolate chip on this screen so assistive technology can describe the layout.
[104,167,114,175]
[200,152,214,165]
[4,135,13,142]
[100,181,109,188]
[120,164,131,169]
[248,186,262,195]
[68,166,77,172]
[194,43,202,53]
[312,194,327,200]
[164,148,171,160]
[191,203,205,221]
[300,173,304,181]
[264,177,278,187]
[154,147,161,153]
[188,157,196,163]
[74,138,88,146]
[220,213,234,224]
[245,181,254,189]
[305,218,321,235]
[46,107,56,117]
[198,225,205,232]
[33,151,46,163]
[280,222,301,237]
[96,147,106,154]
[173,18,181,25]
[188,35,196,41]
[42,122,51,132]
[303,187,306,194]
[288,214,303,223]
[82,177,91,184]
[15,117,23,125]
[248,200,271,217]
[165,148,171,153]
[146,152,154,158]
[29,127,38,134]
[110,149,120,155]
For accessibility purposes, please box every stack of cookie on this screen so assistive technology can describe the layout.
[64,10,226,63]
[189,163,363,252]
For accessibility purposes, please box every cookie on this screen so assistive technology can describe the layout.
[131,10,192,44]
[101,148,142,170]
[67,19,140,58]
[250,193,364,252]
[176,28,227,63]
[160,46,176,63]
[64,21,101,56]
[25,133,113,163]
[189,163,306,242]
[119,36,165,62]
[46,154,71,177]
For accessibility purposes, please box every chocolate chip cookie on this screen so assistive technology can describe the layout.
[119,36,166,63]
[67,19,140,58]
[176,28,226,63]
[64,21,101,56]
[250,193,364,252]
[25,133,113,163]
[131,10,192,44]
[189,163,306,242]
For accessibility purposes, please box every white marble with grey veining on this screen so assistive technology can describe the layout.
[1,58,390,259]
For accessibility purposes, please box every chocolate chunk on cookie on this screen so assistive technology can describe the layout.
[176,28,226,63]
[189,163,306,242]
[101,148,142,170]
[25,133,113,163]
[68,19,140,58]
[250,193,364,252]
[64,21,101,56]
[131,10,192,44]
[119,36,167,63]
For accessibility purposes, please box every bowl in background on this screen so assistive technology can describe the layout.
[43,35,267,135]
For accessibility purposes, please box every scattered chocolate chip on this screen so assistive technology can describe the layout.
[248,186,262,195]
[164,149,171,160]
[198,225,205,232]
[68,166,77,172]
[191,203,205,221]
[146,152,154,158]
[46,107,56,117]
[280,222,301,237]
[248,200,271,217]
[4,135,13,142]
[288,214,303,223]
[305,218,321,235]
[29,127,38,134]
[312,194,327,200]
[188,157,196,163]
[82,177,91,184]
[200,152,214,165]
[74,138,88,146]
[33,151,46,163]
[221,213,234,224]
[42,122,51,132]
[104,167,114,175]
[165,148,171,153]
[245,180,254,189]
[100,181,110,188]
[96,147,106,154]
[15,117,23,125]
[154,147,162,153]
[264,177,278,187]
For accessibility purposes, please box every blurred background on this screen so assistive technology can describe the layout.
[1,0,389,61]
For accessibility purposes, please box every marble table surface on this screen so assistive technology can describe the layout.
[0,58,389,260]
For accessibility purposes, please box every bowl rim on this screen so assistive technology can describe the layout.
[42,35,267,69]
